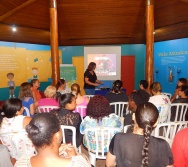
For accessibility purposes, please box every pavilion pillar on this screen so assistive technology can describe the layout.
[49,0,60,86]
[145,0,154,87]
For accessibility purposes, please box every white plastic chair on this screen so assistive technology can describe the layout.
[161,92,172,99]
[60,125,81,153]
[37,106,59,113]
[110,102,128,117]
[155,104,170,124]
[124,125,132,133]
[24,107,30,117]
[0,129,36,160]
[153,121,188,147]
[84,127,121,167]
[84,95,94,99]
[168,103,188,122]
[75,105,87,120]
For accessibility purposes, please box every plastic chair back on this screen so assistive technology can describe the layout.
[37,106,59,113]
[84,127,121,167]
[60,125,81,153]
[110,102,128,117]
[168,103,188,122]
[124,125,132,133]
[0,129,36,160]
[75,105,87,120]
[84,95,94,99]
[153,121,188,147]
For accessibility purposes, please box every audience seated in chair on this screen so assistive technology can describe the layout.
[171,85,188,121]
[0,99,32,161]
[171,78,187,102]
[124,91,149,126]
[55,79,70,99]
[51,93,83,147]
[135,80,150,100]
[19,82,35,117]
[105,80,128,114]
[171,85,188,103]
[38,85,59,112]
[105,80,128,103]
[14,113,90,167]
[71,83,89,117]
[30,79,41,109]
[149,82,171,106]
[80,95,122,152]
[0,98,31,133]
[0,108,14,167]
[106,102,173,167]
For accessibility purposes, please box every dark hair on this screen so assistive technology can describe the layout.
[19,82,33,100]
[140,80,148,89]
[112,80,123,93]
[180,85,188,97]
[179,78,187,85]
[86,95,111,120]
[71,83,81,95]
[59,93,75,108]
[150,82,162,93]
[56,79,66,90]
[2,98,22,118]
[26,113,60,148]
[30,79,39,87]
[135,102,159,167]
[176,78,187,89]
[129,91,149,107]
[87,62,96,71]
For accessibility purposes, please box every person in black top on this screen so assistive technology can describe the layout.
[171,85,188,121]
[124,91,149,126]
[171,78,187,102]
[106,102,174,167]
[84,62,103,95]
[105,80,128,103]
[105,80,128,114]
[52,93,82,147]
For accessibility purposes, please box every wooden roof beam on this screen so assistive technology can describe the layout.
[0,0,37,22]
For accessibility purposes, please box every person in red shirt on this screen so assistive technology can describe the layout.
[30,79,41,109]
[172,128,188,167]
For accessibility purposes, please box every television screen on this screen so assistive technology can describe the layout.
[84,46,121,80]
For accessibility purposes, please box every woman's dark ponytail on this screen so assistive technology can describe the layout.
[135,102,159,167]
[112,80,122,94]
[142,124,152,167]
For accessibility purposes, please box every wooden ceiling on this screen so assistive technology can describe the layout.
[0,0,188,46]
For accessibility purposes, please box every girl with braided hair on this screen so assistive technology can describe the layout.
[106,102,173,167]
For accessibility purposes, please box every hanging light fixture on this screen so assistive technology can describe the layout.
[12,25,17,32]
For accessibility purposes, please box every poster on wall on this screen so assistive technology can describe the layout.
[60,64,76,88]
[154,38,188,93]
[0,46,62,88]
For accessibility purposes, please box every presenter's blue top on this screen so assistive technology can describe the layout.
[84,69,97,89]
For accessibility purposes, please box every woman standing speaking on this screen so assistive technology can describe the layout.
[84,62,103,95]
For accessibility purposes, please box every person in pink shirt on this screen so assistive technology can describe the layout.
[38,86,59,110]
[71,83,89,117]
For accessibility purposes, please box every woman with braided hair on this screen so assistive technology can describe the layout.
[106,102,173,167]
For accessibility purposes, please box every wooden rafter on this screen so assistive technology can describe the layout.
[0,0,37,22]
